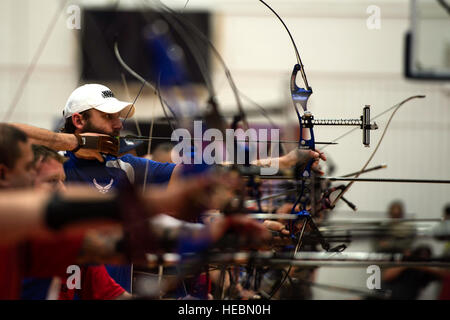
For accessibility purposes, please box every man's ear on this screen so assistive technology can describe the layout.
[72,113,86,130]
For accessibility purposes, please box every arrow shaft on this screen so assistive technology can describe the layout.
[325,177,450,184]
[122,136,336,145]
[245,175,450,184]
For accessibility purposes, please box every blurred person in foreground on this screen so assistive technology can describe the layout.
[0,124,272,299]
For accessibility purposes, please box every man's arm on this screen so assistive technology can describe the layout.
[0,173,222,245]
[251,148,326,172]
[218,148,326,173]
[10,123,78,151]
[0,189,53,244]
[0,186,124,245]
[9,123,118,162]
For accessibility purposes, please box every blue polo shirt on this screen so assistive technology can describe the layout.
[63,152,176,191]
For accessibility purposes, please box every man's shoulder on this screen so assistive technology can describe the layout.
[114,155,176,182]
[62,151,77,168]
[111,153,144,166]
[63,152,105,168]
[115,154,174,166]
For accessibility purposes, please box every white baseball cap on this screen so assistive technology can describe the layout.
[63,84,135,119]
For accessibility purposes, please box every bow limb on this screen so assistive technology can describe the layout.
[114,41,179,126]
[114,41,175,196]
[155,0,249,132]
[167,0,291,158]
[120,73,143,137]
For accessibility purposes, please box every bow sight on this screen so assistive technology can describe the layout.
[299,108,379,147]
[291,65,379,148]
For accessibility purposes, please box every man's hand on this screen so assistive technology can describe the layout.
[73,133,119,162]
[207,215,271,246]
[283,148,327,175]
[263,220,292,247]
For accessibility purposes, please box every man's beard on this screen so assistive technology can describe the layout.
[81,120,120,137]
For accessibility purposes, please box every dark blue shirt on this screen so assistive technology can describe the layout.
[63,152,176,191]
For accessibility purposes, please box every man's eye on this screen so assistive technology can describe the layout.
[106,114,118,120]
[47,179,58,185]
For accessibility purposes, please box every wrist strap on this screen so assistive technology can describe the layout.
[70,133,84,153]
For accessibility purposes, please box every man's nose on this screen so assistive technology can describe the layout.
[57,181,67,192]
[112,118,123,131]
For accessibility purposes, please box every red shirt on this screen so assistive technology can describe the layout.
[0,245,24,300]
[0,232,84,300]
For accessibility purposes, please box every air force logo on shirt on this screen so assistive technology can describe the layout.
[91,160,135,193]
[93,178,114,193]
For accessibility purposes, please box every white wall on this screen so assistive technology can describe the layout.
[0,0,79,127]
[0,0,448,299]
